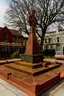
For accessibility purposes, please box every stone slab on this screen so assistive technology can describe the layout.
[0,90,16,96]
[0,59,21,65]
[0,84,6,92]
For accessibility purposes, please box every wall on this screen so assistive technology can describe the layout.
[44,29,64,55]
[0,26,12,43]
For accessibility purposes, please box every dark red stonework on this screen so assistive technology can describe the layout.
[25,8,40,55]
[22,8,43,63]
[0,26,12,43]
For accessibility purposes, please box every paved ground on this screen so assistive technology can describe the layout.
[0,59,21,64]
[44,58,64,64]
[0,78,28,96]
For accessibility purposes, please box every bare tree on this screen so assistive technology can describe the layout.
[5,0,64,51]
[5,0,35,35]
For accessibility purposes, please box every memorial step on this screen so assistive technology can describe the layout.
[5,63,60,76]
[14,61,42,69]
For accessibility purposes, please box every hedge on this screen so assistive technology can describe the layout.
[42,49,55,56]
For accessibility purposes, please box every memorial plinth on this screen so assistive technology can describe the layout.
[5,8,60,77]
[19,8,43,76]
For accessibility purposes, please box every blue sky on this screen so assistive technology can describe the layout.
[0,0,11,27]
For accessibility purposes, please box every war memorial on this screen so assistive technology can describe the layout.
[0,8,64,96]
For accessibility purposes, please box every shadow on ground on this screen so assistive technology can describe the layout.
[41,79,64,96]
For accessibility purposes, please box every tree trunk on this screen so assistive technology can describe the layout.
[39,28,47,53]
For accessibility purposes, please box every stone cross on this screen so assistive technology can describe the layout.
[28,8,36,33]
[25,8,40,56]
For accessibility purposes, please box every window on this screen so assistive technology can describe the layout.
[46,45,48,49]
[50,45,53,49]
[45,39,47,43]
[57,37,59,42]
[12,38,15,42]
[3,33,8,42]
[2,46,5,52]
[56,45,60,51]
[49,38,51,43]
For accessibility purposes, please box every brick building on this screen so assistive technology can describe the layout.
[0,26,24,43]
[0,26,27,59]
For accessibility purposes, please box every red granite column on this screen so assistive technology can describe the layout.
[25,8,40,56]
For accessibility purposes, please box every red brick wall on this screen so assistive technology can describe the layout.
[0,26,12,43]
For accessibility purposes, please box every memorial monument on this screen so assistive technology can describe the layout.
[1,8,62,96]
[21,8,43,63]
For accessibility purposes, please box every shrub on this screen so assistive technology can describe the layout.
[11,51,20,58]
[43,49,55,56]
[43,55,52,59]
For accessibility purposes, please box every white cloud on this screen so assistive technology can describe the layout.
[0,1,9,27]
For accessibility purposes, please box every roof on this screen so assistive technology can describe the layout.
[46,25,64,34]
[0,27,3,31]
[0,26,23,37]
[46,31,56,34]
[9,29,22,36]
[58,25,64,31]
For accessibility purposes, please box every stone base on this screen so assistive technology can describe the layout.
[0,62,64,96]
[20,54,43,63]
[5,61,60,76]
[0,70,61,96]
